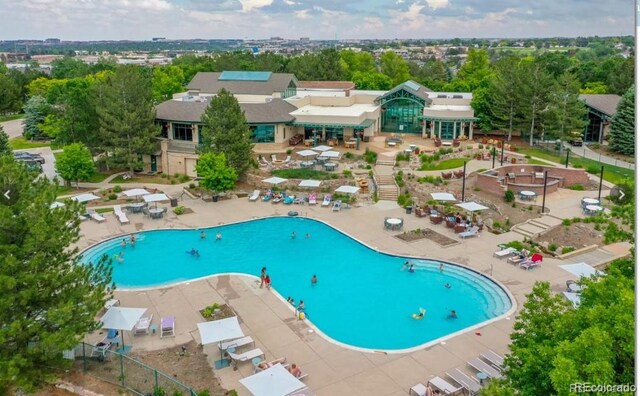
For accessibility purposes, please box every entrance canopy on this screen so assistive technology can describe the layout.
[197,317,244,346]
[239,364,306,396]
[456,202,489,212]
[299,180,321,188]
[559,263,604,278]
[431,192,456,202]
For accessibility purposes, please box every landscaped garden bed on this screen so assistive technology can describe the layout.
[200,303,236,321]
[396,228,458,247]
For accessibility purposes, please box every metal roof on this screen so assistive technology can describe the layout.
[219,71,272,81]
[187,72,298,95]
[579,94,621,117]
[291,118,375,129]
[155,98,297,124]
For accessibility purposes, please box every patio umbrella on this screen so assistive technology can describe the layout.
[71,193,100,203]
[100,307,147,353]
[143,193,169,208]
[431,192,457,202]
[299,180,321,188]
[296,149,319,158]
[239,364,306,396]
[49,201,65,209]
[455,202,489,212]
[335,185,360,194]
[312,145,332,152]
[559,263,604,278]
[262,177,288,185]
[122,188,151,197]
[562,292,581,308]
[197,317,244,369]
[319,150,340,159]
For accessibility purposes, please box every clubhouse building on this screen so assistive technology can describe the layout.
[152,71,476,175]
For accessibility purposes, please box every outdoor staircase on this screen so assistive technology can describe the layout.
[510,215,562,238]
[376,158,396,166]
[373,164,399,201]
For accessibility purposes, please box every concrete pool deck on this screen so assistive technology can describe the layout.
[80,187,620,395]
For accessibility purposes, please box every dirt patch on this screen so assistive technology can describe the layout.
[536,223,604,252]
[396,228,459,247]
[32,370,135,396]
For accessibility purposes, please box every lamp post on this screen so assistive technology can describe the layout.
[597,165,604,201]
[500,144,505,166]
[541,170,548,214]
[461,161,467,202]
[492,147,496,169]
[565,148,570,168]
[356,133,360,151]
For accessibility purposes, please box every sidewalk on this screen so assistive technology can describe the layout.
[563,142,634,170]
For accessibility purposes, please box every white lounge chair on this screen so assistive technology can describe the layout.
[104,298,120,310]
[494,247,517,259]
[507,254,528,265]
[428,376,463,394]
[219,336,255,351]
[459,226,479,239]
[227,348,264,368]
[160,316,175,338]
[446,368,482,396]
[409,383,428,396]
[322,194,331,207]
[134,314,153,335]
[332,200,342,212]
[308,193,317,205]
[91,339,113,359]
[467,357,504,379]
[87,209,106,223]
[481,350,505,369]
[248,190,260,201]
[282,155,291,164]
[113,205,130,224]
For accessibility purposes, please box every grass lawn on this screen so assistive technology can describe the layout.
[271,168,339,180]
[0,114,24,122]
[527,158,553,165]
[519,148,634,185]
[9,137,52,150]
[85,172,114,183]
[419,158,468,171]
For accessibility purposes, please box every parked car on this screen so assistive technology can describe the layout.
[29,153,45,164]
[13,152,45,164]
[21,160,43,173]
[571,138,583,147]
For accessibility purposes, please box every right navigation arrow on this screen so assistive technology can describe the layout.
[619,190,625,200]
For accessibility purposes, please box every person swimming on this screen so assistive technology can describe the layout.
[216,232,222,240]
[200,231,206,239]
[291,231,297,239]
[114,251,125,263]
[120,239,127,248]
[408,264,415,273]
[444,283,451,289]
[305,233,311,239]
[448,310,458,319]
[412,307,426,320]
[311,274,317,285]
[186,248,200,257]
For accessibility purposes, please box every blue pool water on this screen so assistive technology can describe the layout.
[81,217,512,351]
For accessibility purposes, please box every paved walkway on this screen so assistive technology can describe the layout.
[76,183,626,396]
[564,142,634,170]
[1,118,24,139]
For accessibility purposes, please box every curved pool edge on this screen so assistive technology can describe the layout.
[78,215,518,354]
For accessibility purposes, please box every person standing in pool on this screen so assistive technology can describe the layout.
[260,267,267,288]
[200,231,206,239]
[311,275,317,285]
[408,264,415,273]
[130,234,136,246]
[291,231,297,239]
[439,263,444,273]
[120,239,127,248]
[216,232,222,241]
[444,283,452,289]
[448,310,457,319]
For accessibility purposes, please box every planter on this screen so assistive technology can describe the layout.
[482,138,488,144]
[211,195,219,202]
[511,158,517,164]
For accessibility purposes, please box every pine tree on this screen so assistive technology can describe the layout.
[199,88,254,176]
[22,95,50,140]
[608,85,635,155]
[0,125,10,156]
[95,65,159,174]
[547,73,587,141]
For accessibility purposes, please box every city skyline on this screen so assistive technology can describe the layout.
[0,0,634,41]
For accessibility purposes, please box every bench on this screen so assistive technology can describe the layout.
[288,134,303,146]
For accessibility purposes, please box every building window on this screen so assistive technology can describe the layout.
[157,121,169,138]
[250,125,275,143]
[325,127,344,140]
[173,123,193,141]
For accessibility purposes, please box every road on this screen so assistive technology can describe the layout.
[1,118,24,139]
[563,142,635,170]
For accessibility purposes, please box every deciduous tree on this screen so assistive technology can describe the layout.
[56,143,95,187]
[380,51,411,86]
[152,66,185,103]
[195,152,237,195]
[546,73,587,141]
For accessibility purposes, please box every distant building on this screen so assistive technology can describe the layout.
[152,37,167,42]
[44,38,61,44]
[579,94,621,143]
[300,37,310,42]
[270,36,284,41]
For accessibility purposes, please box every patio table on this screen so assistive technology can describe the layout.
[324,162,337,171]
[128,202,145,213]
[585,204,604,215]
[149,208,164,219]
[581,198,599,207]
[300,161,315,169]
[385,218,403,231]
[520,190,536,200]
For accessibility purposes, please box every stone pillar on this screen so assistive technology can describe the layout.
[422,120,426,138]
[453,121,458,139]
[438,121,442,139]
[469,122,474,140]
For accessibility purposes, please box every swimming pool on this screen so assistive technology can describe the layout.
[81,217,513,352]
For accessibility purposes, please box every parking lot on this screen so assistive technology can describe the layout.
[13,147,60,181]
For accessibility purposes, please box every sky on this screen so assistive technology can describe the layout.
[0,0,634,41]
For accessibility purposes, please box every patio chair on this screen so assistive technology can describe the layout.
[520,254,543,270]
[87,209,106,223]
[459,226,480,239]
[134,314,153,335]
[104,298,120,310]
[507,253,528,265]
[446,368,482,396]
[91,339,113,359]
[332,200,342,212]
[322,194,332,207]
[227,348,264,368]
[282,155,291,164]
[219,336,255,352]
[308,193,317,205]
[445,218,456,228]
[480,350,505,369]
[409,383,428,396]
[248,190,260,201]
[493,247,517,259]
[454,223,467,233]
[467,357,504,379]
[427,376,463,395]
[430,214,443,224]
[113,205,130,225]
[160,316,175,338]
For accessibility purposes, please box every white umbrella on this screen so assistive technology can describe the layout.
[143,193,169,203]
[197,317,244,369]
[239,364,306,396]
[431,192,457,202]
[100,307,147,353]
[455,202,489,212]
[319,150,340,158]
[296,150,319,158]
[299,180,321,188]
[71,193,100,203]
[49,201,65,209]
[335,185,360,194]
[563,291,581,308]
[122,188,151,197]
[262,177,288,185]
[312,145,332,152]
[559,263,604,278]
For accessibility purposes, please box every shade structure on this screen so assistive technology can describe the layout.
[335,185,360,194]
[239,364,306,396]
[143,193,169,203]
[319,150,340,158]
[198,317,245,369]
[49,201,65,209]
[71,193,100,203]
[312,145,332,152]
[455,201,489,212]
[122,188,151,197]
[563,292,581,308]
[100,307,147,353]
[431,192,457,201]
[296,150,319,158]
[262,177,288,185]
[299,179,321,188]
[559,263,604,278]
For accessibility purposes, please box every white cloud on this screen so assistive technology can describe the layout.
[425,0,448,10]
[238,0,272,12]
[294,9,311,19]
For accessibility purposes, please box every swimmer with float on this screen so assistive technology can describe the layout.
[411,307,426,319]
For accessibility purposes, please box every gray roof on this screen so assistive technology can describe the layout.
[579,94,621,117]
[379,80,433,103]
[155,98,297,124]
[187,72,298,95]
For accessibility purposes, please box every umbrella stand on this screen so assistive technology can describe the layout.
[116,331,132,354]
[214,341,231,369]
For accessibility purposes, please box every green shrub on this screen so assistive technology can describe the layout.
[504,190,515,203]
[170,179,177,185]
[201,303,220,318]
[561,246,576,254]
[572,217,582,223]
[548,243,558,252]
[528,205,533,211]
[504,240,525,250]
[569,184,585,191]
[466,145,473,150]
[189,183,196,189]
[108,193,117,200]
[478,144,484,149]
[477,168,487,173]
[173,206,185,215]
[364,148,377,164]
[590,143,601,150]
[286,149,293,155]
[180,175,190,182]
[586,165,600,174]
[174,173,182,178]
[562,218,572,226]
[397,192,412,207]
[396,152,410,162]
[365,164,371,169]
[438,147,453,155]
[342,170,352,178]
[368,170,374,177]
[113,185,123,193]
[344,152,354,159]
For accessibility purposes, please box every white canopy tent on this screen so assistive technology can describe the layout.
[312,145,332,152]
[239,364,307,396]
[335,185,360,194]
[559,263,604,279]
[299,180,321,188]
[455,202,489,212]
[197,317,245,369]
[100,307,147,353]
[71,193,100,203]
[122,188,151,197]
[431,192,457,202]
[296,150,319,158]
[262,177,288,185]
[49,201,65,209]
[319,151,340,158]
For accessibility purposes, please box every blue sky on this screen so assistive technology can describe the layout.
[0,0,634,40]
